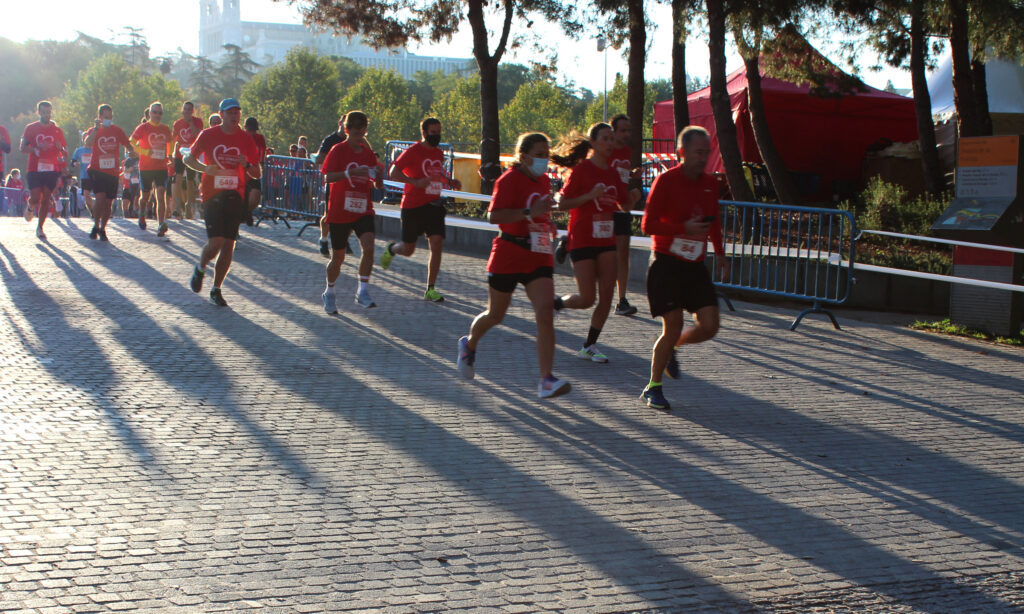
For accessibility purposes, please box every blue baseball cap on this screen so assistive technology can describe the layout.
[219,98,241,111]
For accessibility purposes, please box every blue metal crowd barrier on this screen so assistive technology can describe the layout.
[1,187,27,216]
[714,200,857,330]
[255,155,324,236]
[382,140,455,203]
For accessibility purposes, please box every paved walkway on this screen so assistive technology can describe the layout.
[1,216,1023,613]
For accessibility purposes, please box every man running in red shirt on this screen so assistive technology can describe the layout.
[0,124,11,183]
[184,98,261,307]
[83,104,133,241]
[20,101,67,240]
[171,101,204,220]
[639,126,728,411]
[319,110,385,312]
[381,117,461,302]
[243,117,267,225]
[130,102,174,235]
[608,114,640,316]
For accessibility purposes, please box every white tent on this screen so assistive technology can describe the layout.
[928,52,1024,120]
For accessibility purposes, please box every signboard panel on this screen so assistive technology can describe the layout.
[955,136,1020,199]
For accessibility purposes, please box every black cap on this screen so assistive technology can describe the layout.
[244,117,259,130]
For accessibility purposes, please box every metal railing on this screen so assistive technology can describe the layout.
[255,155,324,236]
[715,201,857,330]
[0,186,27,216]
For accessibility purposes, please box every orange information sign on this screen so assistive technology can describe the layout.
[958,136,1020,168]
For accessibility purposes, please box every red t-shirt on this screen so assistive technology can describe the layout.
[392,141,447,209]
[559,159,629,250]
[84,125,131,176]
[130,122,173,171]
[172,116,204,159]
[0,126,10,177]
[249,132,268,164]
[190,126,259,201]
[22,121,66,173]
[321,139,379,223]
[609,145,633,187]
[641,166,724,263]
[486,167,555,274]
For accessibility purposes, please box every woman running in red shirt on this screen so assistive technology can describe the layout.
[456,132,570,399]
[551,122,640,363]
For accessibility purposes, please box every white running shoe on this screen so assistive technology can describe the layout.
[577,345,608,363]
[538,377,571,399]
[456,336,475,380]
[354,289,376,308]
[322,290,338,314]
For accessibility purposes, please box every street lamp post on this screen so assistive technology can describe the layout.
[597,37,608,122]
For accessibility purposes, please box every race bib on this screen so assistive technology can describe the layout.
[99,156,116,170]
[528,223,552,254]
[151,149,166,160]
[427,181,443,196]
[344,192,368,214]
[82,154,93,166]
[214,174,239,190]
[670,237,705,261]
[592,217,613,239]
[37,162,55,172]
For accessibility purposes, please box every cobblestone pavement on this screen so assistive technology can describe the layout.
[1,216,1023,613]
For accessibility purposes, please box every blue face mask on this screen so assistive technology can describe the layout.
[529,157,548,176]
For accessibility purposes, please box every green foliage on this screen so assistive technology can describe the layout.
[499,80,576,145]
[430,77,480,147]
[331,56,366,93]
[339,68,422,153]
[581,74,671,136]
[911,319,1023,346]
[55,54,185,153]
[240,48,341,151]
[0,36,109,124]
[854,176,949,235]
[218,44,261,95]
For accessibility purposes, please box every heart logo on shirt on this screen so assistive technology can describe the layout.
[180,127,193,142]
[35,134,55,148]
[149,132,166,149]
[595,184,617,211]
[97,136,117,154]
[421,158,444,178]
[212,144,241,169]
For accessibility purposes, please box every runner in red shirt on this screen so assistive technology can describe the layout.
[171,101,204,221]
[454,132,570,399]
[83,104,133,242]
[381,117,462,302]
[639,126,728,411]
[551,122,640,364]
[243,116,267,223]
[184,98,261,307]
[608,114,640,316]
[20,101,67,240]
[130,102,173,235]
[0,124,11,180]
[319,111,385,313]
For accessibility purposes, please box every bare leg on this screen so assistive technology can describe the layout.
[678,305,720,346]
[466,286,513,351]
[426,234,443,287]
[524,276,556,378]
[357,232,375,278]
[560,258,597,310]
[616,233,631,302]
[588,249,617,332]
[651,308,684,385]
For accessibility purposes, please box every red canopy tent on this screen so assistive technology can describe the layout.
[652,61,919,201]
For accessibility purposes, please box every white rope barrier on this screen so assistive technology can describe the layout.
[857,229,1024,254]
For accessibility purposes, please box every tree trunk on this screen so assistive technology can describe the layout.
[468,0,513,195]
[706,0,754,201]
[970,58,993,136]
[671,0,690,142]
[949,0,981,138]
[626,0,646,169]
[744,54,800,204]
[910,0,945,195]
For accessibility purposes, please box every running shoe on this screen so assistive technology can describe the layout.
[209,288,228,307]
[322,290,338,314]
[354,288,376,308]
[554,235,568,264]
[98,228,109,242]
[380,241,396,270]
[138,216,147,230]
[577,345,608,363]
[456,336,475,380]
[36,227,46,241]
[89,226,98,240]
[664,350,680,379]
[640,386,671,411]
[156,221,168,237]
[615,298,638,316]
[319,237,330,258]
[424,287,445,302]
[538,376,571,399]
[190,266,205,293]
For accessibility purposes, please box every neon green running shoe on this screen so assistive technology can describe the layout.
[424,287,445,302]
[380,241,396,270]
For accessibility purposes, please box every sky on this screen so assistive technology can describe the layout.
[2,0,913,96]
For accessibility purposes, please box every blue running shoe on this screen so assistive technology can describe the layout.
[640,386,671,411]
[456,336,475,379]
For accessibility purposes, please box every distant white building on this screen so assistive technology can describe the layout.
[198,0,472,78]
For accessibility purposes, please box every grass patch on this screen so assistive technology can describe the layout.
[910,318,1024,346]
